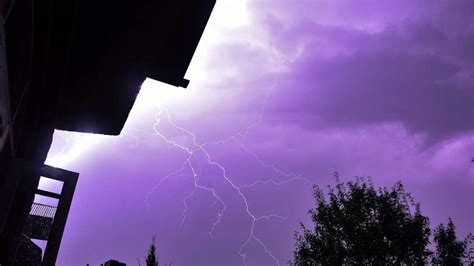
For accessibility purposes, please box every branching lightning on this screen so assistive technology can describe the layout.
[145,69,312,265]
[41,3,314,263]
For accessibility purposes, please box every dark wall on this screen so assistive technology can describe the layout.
[0,0,215,264]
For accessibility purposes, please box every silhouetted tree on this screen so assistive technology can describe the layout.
[146,236,159,266]
[432,218,469,265]
[292,175,432,265]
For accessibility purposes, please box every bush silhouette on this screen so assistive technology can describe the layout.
[146,236,158,266]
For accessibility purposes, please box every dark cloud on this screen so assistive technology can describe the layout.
[250,1,474,144]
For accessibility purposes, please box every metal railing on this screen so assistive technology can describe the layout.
[30,203,57,219]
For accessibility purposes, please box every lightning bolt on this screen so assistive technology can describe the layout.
[46,131,101,168]
[120,128,147,150]
[145,66,312,265]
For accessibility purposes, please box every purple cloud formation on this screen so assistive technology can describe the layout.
[46,1,473,265]
[246,0,474,144]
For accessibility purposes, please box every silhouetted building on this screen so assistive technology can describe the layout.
[0,0,215,264]
[104,259,127,266]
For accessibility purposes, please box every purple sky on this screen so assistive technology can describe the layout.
[44,1,473,265]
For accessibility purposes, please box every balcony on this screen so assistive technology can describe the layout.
[24,203,57,241]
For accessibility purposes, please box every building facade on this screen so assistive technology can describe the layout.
[0,0,215,264]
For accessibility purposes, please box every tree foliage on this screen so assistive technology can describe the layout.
[146,236,159,266]
[293,175,432,265]
[432,218,469,265]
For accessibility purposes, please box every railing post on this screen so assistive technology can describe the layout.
[40,165,78,266]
